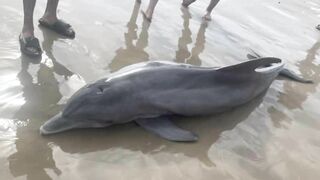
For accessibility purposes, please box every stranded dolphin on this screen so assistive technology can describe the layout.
[40,58,312,141]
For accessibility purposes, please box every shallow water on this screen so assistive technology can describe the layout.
[0,0,320,179]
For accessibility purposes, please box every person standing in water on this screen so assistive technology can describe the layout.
[142,0,220,21]
[20,0,75,57]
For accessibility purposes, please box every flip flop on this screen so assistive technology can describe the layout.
[39,19,75,39]
[19,34,42,57]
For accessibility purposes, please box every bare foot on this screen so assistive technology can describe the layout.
[141,10,152,22]
[182,0,196,8]
[201,20,208,27]
[202,13,212,21]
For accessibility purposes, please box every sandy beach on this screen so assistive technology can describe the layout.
[0,0,320,179]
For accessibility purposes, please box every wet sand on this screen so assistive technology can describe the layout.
[1,0,320,179]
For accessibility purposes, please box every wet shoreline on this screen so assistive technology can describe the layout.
[1,0,320,179]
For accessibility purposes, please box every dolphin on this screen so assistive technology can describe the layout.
[40,57,312,141]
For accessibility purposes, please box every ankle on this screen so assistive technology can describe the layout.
[41,13,58,24]
[21,28,34,38]
[145,9,153,17]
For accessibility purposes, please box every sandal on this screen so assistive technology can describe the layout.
[19,34,42,57]
[39,19,75,39]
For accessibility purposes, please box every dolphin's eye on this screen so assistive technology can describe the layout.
[96,87,104,94]
[96,84,110,95]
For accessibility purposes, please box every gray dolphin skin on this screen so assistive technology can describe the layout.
[40,58,312,141]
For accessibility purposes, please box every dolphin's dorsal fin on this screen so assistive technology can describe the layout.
[217,58,281,73]
[136,117,198,142]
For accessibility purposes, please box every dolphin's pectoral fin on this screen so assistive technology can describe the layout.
[135,117,198,142]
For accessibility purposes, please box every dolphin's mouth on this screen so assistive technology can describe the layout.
[40,112,75,135]
[40,113,113,135]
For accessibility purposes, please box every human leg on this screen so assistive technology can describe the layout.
[20,0,42,57]
[142,0,159,21]
[203,0,220,21]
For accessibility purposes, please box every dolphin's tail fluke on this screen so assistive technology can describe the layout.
[246,52,313,83]
[279,68,313,83]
